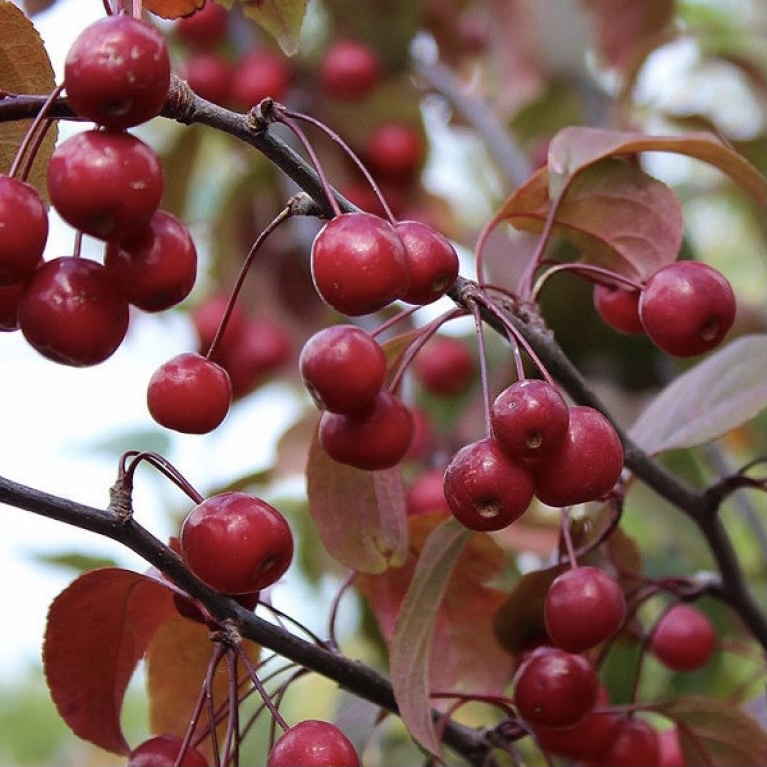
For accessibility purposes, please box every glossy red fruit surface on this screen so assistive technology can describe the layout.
[596,717,661,767]
[310,212,410,316]
[0,175,48,285]
[230,49,291,109]
[320,39,380,100]
[299,324,386,413]
[147,352,232,434]
[395,220,459,305]
[47,129,163,242]
[64,15,170,130]
[318,391,413,470]
[443,438,534,531]
[532,405,623,507]
[18,257,129,366]
[490,379,569,463]
[175,1,229,49]
[544,566,626,653]
[365,122,425,181]
[413,335,475,396]
[267,720,361,767]
[104,210,197,311]
[128,734,209,767]
[650,603,716,672]
[181,492,293,594]
[513,646,599,728]
[639,261,736,357]
[593,283,644,335]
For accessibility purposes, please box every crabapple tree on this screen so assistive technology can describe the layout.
[0,0,766,765]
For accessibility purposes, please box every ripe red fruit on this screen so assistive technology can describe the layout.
[183,52,233,106]
[104,210,197,312]
[318,390,413,470]
[443,438,534,531]
[180,491,293,594]
[365,122,426,182]
[217,317,292,399]
[395,220,460,305]
[596,717,661,767]
[266,720,360,767]
[532,405,624,507]
[64,15,170,130]
[513,646,600,728]
[544,566,627,653]
[128,734,209,767]
[18,257,129,366]
[0,175,48,285]
[230,49,291,109]
[593,283,644,335]
[319,39,381,101]
[658,727,686,767]
[650,603,716,672]
[299,324,386,414]
[147,352,232,434]
[0,281,24,332]
[175,1,229,49]
[413,335,475,396]
[406,469,450,517]
[639,261,736,357]
[310,212,410,316]
[490,379,570,463]
[47,129,163,242]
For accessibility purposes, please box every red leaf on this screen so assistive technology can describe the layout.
[629,335,767,455]
[357,515,515,755]
[43,568,176,754]
[652,695,767,767]
[498,159,683,280]
[306,427,408,573]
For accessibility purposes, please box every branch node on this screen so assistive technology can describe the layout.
[108,479,134,523]
[246,97,279,132]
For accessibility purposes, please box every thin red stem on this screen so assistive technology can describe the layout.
[470,301,493,438]
[9,83,64,180]
[531,262,643,302]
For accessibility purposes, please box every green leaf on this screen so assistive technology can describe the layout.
[652,695,767,767]
[305,427,408,573]
[0,0,57,198]
[629,334,767,454]
[389,517,471,757]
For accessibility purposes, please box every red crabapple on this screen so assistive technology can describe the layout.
[320,39,381,101]
[180,491,293,595]
[413,335,475,397]
[64,15,170,130]
[365,122,425,182]
[443,438,534,531]
[318,391,413,470]
[544,566,626,653]
[593,283,644,335]
[128,734,208,766]
[147,352,232,434]
[18,257,129,366]
[266,720,360,767]
[639,261,736,357]
[532,405,623,507]
[299,324,386,414]
[0,175,48,285]
[310,212,410,316]
[596,716,661,767]
[649,603,716,672]
[230,49,291,109]
[175,1,229,49]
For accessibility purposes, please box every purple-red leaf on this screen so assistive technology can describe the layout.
[43,567,176,754]
[652,695,767,766]
[629,334,767,455]
[306,428,408,573]
[496,159,683,281]
[358,515,515,756]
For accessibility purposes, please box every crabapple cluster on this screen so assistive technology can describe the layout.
[0,15,201,370]
[444,379,624,531]
[593,260,736,357]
